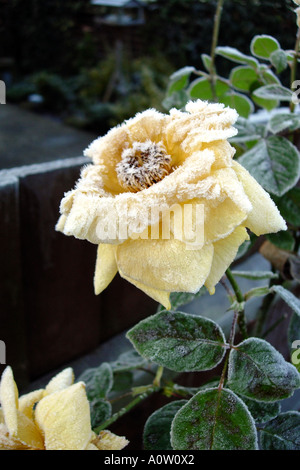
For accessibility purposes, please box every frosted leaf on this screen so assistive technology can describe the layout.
[228,337,300,401]
[260,411,300,450]
[143,400,187,450]
[126,311,226,372]
[170,388,258,450]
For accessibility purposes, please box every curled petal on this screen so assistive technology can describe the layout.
[44,367,75,396]
[94,244,118,295]
[233,161,287,235]
[0,367,19,436]
[167,100,238,155]
[19,389,44,420]
[205,226,250,294]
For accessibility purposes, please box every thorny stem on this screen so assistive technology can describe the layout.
[209,0,225,100]
[225,268,248,339]
[290,26,300,113]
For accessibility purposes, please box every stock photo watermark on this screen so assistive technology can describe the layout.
[291,80,300,105]
[0,80,6,104]
[95,203,205,249]
[0,340,6,365]
[291,340,300,367]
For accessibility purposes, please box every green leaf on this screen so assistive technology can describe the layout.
[253,84,293,102]
[228,337,300,401]
[157,287,206,312]
[252,68,281,110]
[244,286,271,301]
[266,231,295,251]
[271,285,300,317]
[252,94,278,111]
[239,136,300,196]
[270,49,288,73]
[260,68,281,85]
[201,54,212,72]
[219,91,254,118]
[240,396,281,424]
[229,117,265,143]
[143,400,187,450]
[188,77,212,100]
[77,362,113,401]
[232,270,279,281]
[111,370,133,393]
[171,388,258,450]
[110,349,147,372]
[268,112,300,134]
[230,65,258,92]
[250,35,280,59]
[260,412,300,450]
[273,187,300,226]
[167,66,195,96]
[162,89,189,110]
[126,311,226,372]
[215,46,259,68]
[188,77,229,101]
[90,398,112,429]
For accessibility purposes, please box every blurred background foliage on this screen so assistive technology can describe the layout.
[0,0,297,133]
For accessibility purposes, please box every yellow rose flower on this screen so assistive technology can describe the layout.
[0,366,128,450]
[56,100,286,310]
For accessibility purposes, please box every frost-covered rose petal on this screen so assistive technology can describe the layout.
[0,367,128,450]
[56,100,286,308]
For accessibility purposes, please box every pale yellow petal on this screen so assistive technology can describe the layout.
[92,430,129,450]
[0,408,44,450]
[94,244,118,295]
[44,368,75,396]
[125,108,168,144]
[84,126,130,193]
[189,196,248,245]
[119,272,171,310]
[19,389,44,420]
[116,238,214,293]
[0,423,29,450]
[205,227,250,294]
[0,367,19,436]
[14,411,44,449]
[203,140,236,172]
[232,161,287,235]
[35,382,92,450]
[86,443,99,450]
[0,409,4,425]
[166,100,238,158]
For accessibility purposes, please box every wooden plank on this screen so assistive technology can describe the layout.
[0,173,28,387]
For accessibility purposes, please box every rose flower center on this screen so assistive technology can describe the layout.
[116,141,172,193]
